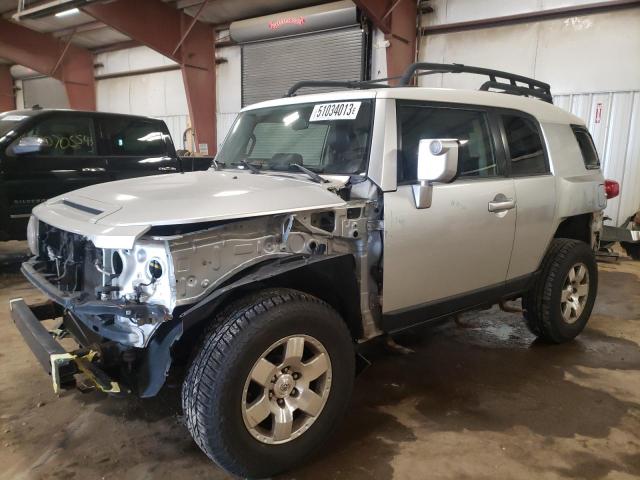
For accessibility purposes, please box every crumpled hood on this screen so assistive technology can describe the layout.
[33,170,346,248]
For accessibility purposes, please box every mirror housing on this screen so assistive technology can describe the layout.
[412,139,459,209]
[417,139,459,183]
[10,136,48,155]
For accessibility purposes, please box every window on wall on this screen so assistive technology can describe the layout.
[502,114,548,176]
[13,115,96,156]
[99,117,167,156]
[572,125,600,169]
[397,103,498,183]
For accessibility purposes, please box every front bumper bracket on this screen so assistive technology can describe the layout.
[10,298,122,395]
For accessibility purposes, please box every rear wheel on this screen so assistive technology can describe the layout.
[182,288,355,478]
[622,242,640,260]
[523,239,598,343]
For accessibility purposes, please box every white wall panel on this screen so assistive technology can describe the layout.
[96,76,131,114]
[423,0,631,26]
[95,46,175,76]
[96,68,190,149]
[620,93,640,225]
[420,23,539,89]
[420,9,640,94]
[555,91,640,225]
[535,12,640,93]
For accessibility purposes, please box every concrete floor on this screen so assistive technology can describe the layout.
[1,240,639,480]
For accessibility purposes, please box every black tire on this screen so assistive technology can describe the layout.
[182,288,355,478]
[523,239,598,343]
[621,241,640,260]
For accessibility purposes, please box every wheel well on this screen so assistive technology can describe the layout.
[554,213,591,244]
[259,256,363,339]
[177,255,363,353]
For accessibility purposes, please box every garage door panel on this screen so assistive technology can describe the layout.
[241,27,365,106]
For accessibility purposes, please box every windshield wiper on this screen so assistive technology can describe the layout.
[292,164,328,184]
[240,159,261,174]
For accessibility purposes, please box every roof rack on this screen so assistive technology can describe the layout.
[284,62,553,104]
[399,62,553,103]
[285,80,389,97]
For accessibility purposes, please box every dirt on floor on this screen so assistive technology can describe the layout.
[1,240,639,480]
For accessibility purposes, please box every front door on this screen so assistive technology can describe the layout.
[2,112,106,236]
[382,102,517,321]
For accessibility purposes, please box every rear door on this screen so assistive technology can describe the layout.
[498,111,556,280]
[97,115,179,180]
[2,112,106,234]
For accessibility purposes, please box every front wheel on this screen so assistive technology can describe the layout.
[622,241,640,260]
[523,239,598,343]
[182,289,355,478]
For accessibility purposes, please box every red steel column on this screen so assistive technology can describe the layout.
[0,18,95,110]
[83,0,217,154]
[0,65,15,112]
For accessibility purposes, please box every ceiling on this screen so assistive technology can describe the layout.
[0,0,332,62]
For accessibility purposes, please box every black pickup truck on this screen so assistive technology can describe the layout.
[0,108,212,240]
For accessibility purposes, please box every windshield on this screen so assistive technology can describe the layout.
[0,112,30,138]
[215,100,373,175]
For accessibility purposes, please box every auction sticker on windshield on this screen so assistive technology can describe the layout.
[309,102,361,122]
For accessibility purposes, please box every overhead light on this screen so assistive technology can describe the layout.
[55,8,79,17]
[12,1,91,21]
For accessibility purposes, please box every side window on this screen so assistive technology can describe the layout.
[502,114,548,176]
[397,104,498,183]
[13,115,96,156]
[99,117,167,156]
[572,125,600,169]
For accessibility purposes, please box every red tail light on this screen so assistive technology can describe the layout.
[605,179,619,199]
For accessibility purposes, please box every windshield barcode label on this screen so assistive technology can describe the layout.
[309,102,361,121]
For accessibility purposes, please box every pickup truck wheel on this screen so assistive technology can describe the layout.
[621,242,640,260]
[182,288,355,478]
[523,239,598,343]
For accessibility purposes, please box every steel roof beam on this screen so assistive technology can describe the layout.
[83,0,216,154]
[0,18,96,110]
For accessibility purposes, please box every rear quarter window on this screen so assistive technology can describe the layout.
[501,114,548,176]
[571,125,600,169]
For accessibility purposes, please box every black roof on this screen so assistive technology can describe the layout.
[1,107,163,122]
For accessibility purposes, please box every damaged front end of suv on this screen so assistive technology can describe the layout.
[13,94,386,397]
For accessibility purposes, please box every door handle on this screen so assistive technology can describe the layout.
[158,166,177,172]
[488,194,516,212]
[82,167,105,172]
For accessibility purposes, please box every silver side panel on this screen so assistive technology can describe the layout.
[507,175,557,280]
[382,179,516,314]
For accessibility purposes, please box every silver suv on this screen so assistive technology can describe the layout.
[11,63,610,478]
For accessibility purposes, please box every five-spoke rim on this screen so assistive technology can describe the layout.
[241,334,332,445]
[561,262,589,324]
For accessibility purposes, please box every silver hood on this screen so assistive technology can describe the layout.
[32,170,347,248]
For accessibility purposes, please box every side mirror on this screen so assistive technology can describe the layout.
[10,136,48,155]
[412,139,459,209]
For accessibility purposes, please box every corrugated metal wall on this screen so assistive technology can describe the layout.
[554,91,640,226]
[241,27,365,106]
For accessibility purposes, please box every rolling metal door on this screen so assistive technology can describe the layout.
[241,27,365,106]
